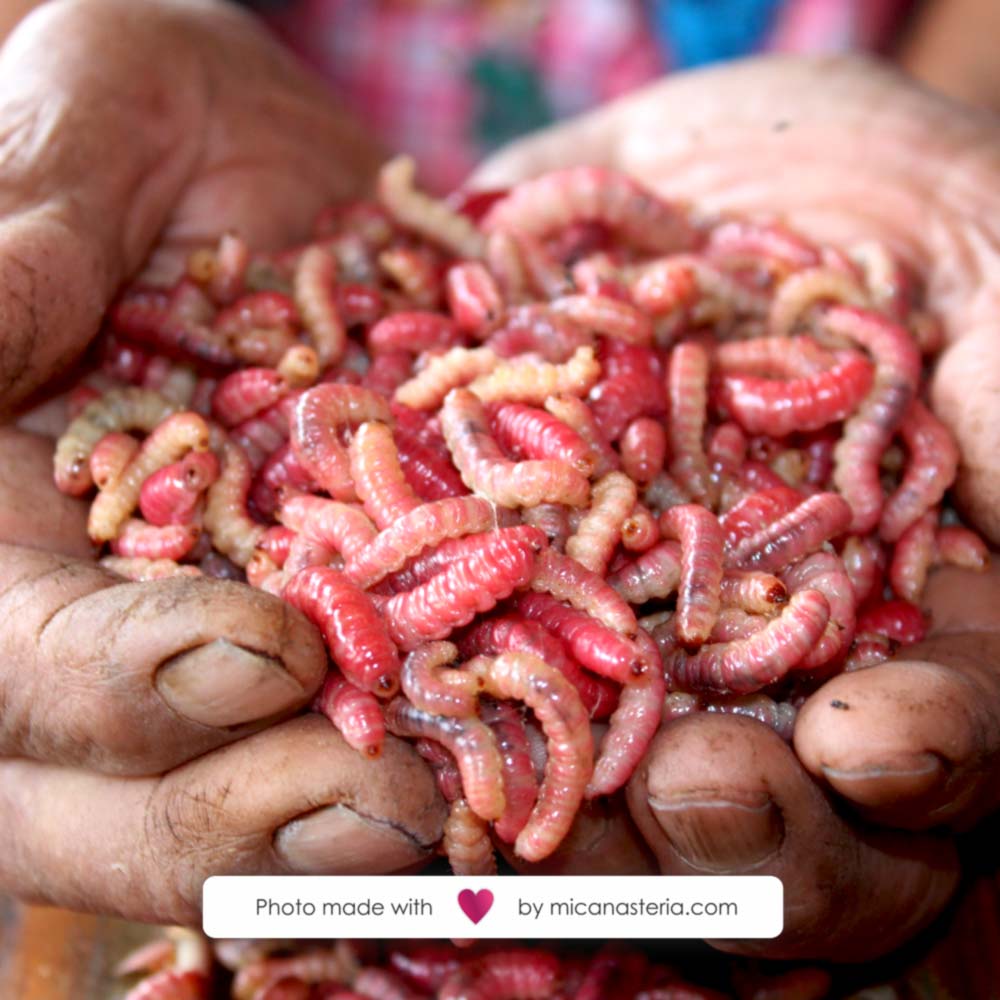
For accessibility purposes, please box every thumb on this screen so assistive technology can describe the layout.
[0,0,205,408]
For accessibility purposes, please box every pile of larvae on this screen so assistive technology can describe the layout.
[117,928,832,1000]
[53,157,989,873]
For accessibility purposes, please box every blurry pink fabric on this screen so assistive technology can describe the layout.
[266,0,911,194]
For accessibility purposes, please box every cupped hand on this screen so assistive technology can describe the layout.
[476,55,1000,959]
[0,0,445,923]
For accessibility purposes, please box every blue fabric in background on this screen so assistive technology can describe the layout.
[647,0,786,68]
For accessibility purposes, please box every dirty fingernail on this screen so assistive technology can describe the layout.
[156,638,305,727]
[822,752,944,803]
[275,804,426,874]
[649,793,783,872]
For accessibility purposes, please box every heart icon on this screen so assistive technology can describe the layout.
[457,888,494,925]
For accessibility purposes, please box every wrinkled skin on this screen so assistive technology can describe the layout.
[475,56,1000,959]
[0,0,449,925]
[3,0,1000,962]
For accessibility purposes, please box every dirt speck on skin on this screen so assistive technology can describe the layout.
[830,699,850,710]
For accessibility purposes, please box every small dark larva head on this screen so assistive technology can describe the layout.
[377,674,400,697]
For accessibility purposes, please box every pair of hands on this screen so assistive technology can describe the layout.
[2,0,1000,962]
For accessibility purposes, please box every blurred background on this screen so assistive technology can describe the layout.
[230,0,1000,191]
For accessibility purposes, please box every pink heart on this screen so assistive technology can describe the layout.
[457,888,494,924]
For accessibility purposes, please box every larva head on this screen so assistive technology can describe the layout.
[375,672,401,699]
[181,450,220,492]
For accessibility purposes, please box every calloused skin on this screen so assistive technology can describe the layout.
[474,56,1000,959]
[2,0,1000,964]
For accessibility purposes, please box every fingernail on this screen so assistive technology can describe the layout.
[156,639,305,727]
[648,793,783,872]
[822,752,943,801]
[275,804,426,874]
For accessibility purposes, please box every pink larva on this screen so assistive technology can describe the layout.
[667,341,715,506]
[55,387,181,496]
[90,432,141,490]
[383,697,505,821]
[936,525,990,571]
[88,412,212,543]
[566,472,638,575]
[530,548,637,635]
[629,256,699,316]
[231,396,295,472]
[212,368,289,427]
[442,797,497,876]
[607,540,682,605]
[620,417,668,486]
[767,265,868,337]
[377,156,485,259]
[484,229,529,301]
[489,402,595,476]
[516,592,649,684]
[363,352,420,400]
[587,631,664,797]
[111,520,200,561]
[314,674,386,758]
[394,426,469,501]
[203,440,265,566]
[367,311,464,355]
[856,599,927,645]
[352,968,429,1000]
[719,571,788,613]
[255,525,295,568]
[110,283,236,368]
[283,534,335,575]
[346,495,496,589]
[706,219,821,273]
[467,345,600,407]
[840,534,885,605]
[394,346,498,411]
[213,291,300,366]
[140,451,220,525]
[458,615,619,721]
[844,634,895,672]
[569,253,630,300]
[664,589,831,694]
[781,551,856,673]
[291,384,393,501]
[621,503,660,552]
[446,262,504,334]
[660,504,726,647]
[719,486,802,549]
[250,443,315,518]
[464,652,592,862]
[480,699,539,844]
[233,949,357,1000]
[714,350,873,437]
[880,399,959,542]
[401,641,482,717]
[99,556,203,582]
[415,737,464,803]
[725,492,852,573]
[122,970,209,1000]
[544,394,620,477]
[713,335,833,379]
[888,511,937,603]
[439,950,561,1000]
[703,694,798,741]
[293,245,347,367]
[486,305,594,362]
[521,503,573,550]
[588,341,667,442]
[549,294,653,346]
[380,526,544,649]
[388,948,463,993]
[481,165,695,254]
[349,422,425,529]
[284,567,401,697]
[335,281,384,327]
[642,472,690,515]
[441,389,590,508]
[824,306,922,534]
[279,494,378,563]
